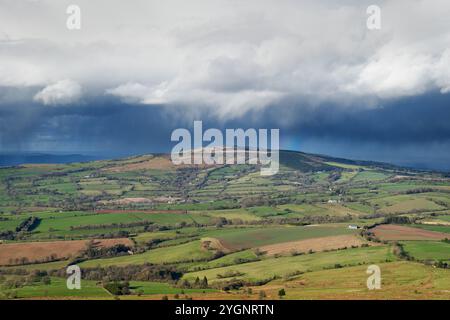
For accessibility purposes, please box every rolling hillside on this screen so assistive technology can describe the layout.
[0,150,449,300]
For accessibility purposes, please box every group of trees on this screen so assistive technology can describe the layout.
[0,230,14,240]
[216,271,244,279]
[434,261,449,269]
[81,243,131,260]
[103,281,131,295]
[0,270,51,291]
[383,216,414,225]
[178,276,209,289]
[15,216,41,232]
[0,216,41,241]
[51,264,183,283]
[212,276,275,292]
[8,253,58,266]
[70,220,153,231]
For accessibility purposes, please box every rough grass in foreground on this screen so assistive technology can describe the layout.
[253,261,450,300]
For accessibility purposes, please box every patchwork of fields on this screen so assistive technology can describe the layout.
[0,151,449,300]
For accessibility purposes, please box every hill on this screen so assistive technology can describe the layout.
[0,150,449,300]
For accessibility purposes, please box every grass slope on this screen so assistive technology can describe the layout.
[184,245,395,282]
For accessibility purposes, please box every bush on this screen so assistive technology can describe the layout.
[258,290,266,300]
[103,281,130,295]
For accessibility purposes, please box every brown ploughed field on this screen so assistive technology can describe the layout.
[372,224,449,241]
[258,234,368,255]
[0,238,133,266]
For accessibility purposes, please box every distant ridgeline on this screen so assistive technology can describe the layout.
[0,153,100,166]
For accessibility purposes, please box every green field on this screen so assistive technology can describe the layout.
[33,212,205,233]
[0,277,109,299]
[412,224,450,234]
[79,240,214,267]
[201,209,261,222]
[133,231,180,244]
[185,245,395,282]
[353,171,391,182]
[129,281,217,295]
[0,277,219,299]
[188,249,259,271]
[203,225,356,250]
[401,241,450,262]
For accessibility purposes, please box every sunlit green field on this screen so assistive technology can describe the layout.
[185,246,396,282]
[202,225,356,250]
[79,240,214,267]
[401,241,450,262]
[0,277,109,299]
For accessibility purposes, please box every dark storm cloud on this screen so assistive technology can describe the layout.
[0,96,173,153]
[1,92,449,160]
[256,92,450,145]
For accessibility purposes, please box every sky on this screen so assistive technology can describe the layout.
[1,0,450,170]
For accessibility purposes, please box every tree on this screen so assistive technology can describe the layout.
[181,279,191,288]
[6,291,18,299]
[201,276,208,288]
[278,288,286,299]
[42,276,51,285]
[258,290,266,300]
[194,277,200,287]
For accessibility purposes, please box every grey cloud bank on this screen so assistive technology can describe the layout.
[1,0,450,112]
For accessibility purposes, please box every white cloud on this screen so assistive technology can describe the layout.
[106,82,169,104]
[1,0,450,115]
[105,82,150,103]
[341,52,434,98]
[33,79,82,105]
[433,49,450,94]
